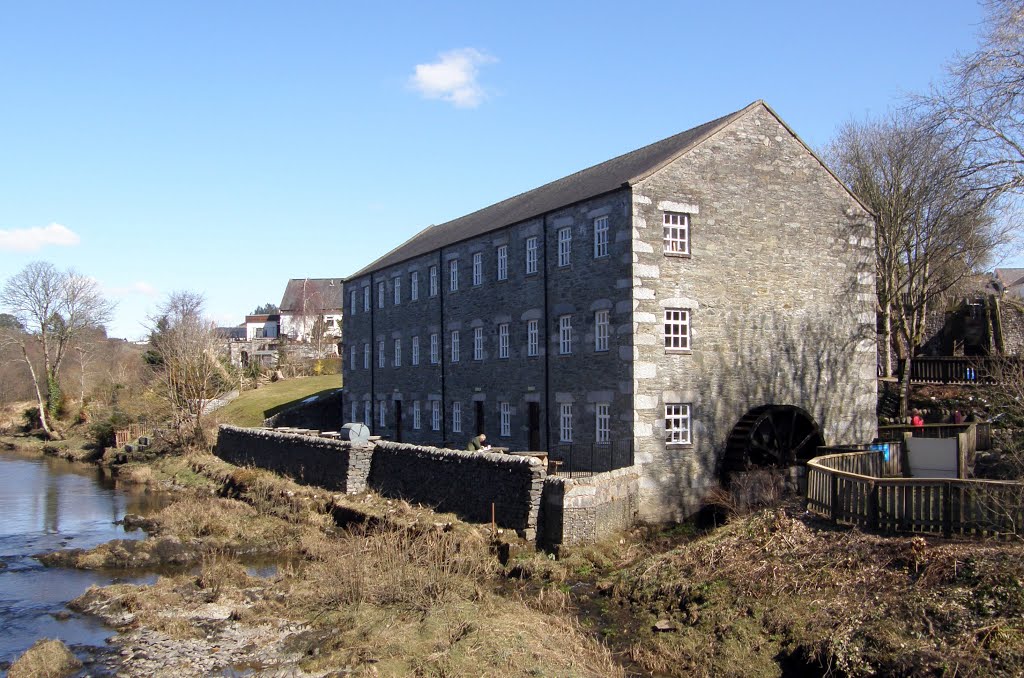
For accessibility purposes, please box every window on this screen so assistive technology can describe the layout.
[430,333,439,364]
[449,259,459,292]
[559,315,572,355]
[393,338,402,367]
[596,403,610,443]
[350,290,357,314]
[664,309,691,351]
[431,401,441,431]
[452,401,462,433]
[472,252,482,286]
[500,402,510,437]
[411,335,420,366]
[378,400,386,428]
[497,245,508,281]
[429,265,438,297]
[378,339,385,368]
[526,237,538,274]
[498,323,509,359]
[377,281,385,309]
[557,227,572,267]
[666,403,692,444]
[364,401,371,426]
[350,344,356,369]
[393,277,401,305]
[363,342,370,369]
[595,310,609,352]
[451,330,460,363]
[560,403,573,443]
[663,212,690,255]
[527,319,539,357]
[473,327,483,360]
[363,286,370,312]
[351,401,358,424]
[593,216,609,258]
[413,401,421,429]
[410,272,419,301]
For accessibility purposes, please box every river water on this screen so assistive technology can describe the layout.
[0,447,168,668]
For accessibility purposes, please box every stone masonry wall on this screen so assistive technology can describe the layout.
[540,466,640,547]
[214,425,372,493]
[264,389,344,430]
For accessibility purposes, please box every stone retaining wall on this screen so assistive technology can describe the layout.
[540,467,640,546]
[263,389,343,430]
[214,425,371,493]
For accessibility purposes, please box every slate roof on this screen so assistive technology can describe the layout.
[279,279,345,312]
[348,101,769,279]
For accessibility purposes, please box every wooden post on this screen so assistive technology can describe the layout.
[831,473,841,521]
[943,482,953,538]
[867,481,879,532]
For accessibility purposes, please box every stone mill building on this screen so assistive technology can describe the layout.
[342,100,878,520]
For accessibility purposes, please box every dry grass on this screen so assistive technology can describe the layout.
[8,639,82,678]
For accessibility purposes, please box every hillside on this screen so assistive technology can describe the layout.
[213,375,341,428]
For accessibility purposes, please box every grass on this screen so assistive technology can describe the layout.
[213,374,341,427]
[8,639,82,678]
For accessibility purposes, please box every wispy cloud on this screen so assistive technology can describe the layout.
[409,48,496,108]
[0,223,80,251]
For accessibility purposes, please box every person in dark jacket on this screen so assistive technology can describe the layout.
[467,433,488,451]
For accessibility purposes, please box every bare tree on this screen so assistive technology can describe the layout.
[0,262,115,437]
[827,112,1007,414]
[147,291,232,448]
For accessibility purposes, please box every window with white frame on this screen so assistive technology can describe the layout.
[593,216,609,258]
[430,333,439,364]
[498,323,509,359]
[596,403,610,443]
[350,344,356,369]
[378,281,385,309]
[500,401,510,437]
[429,265,438,297]
[411,335,420,366]
[431,401,441,431]
[449,259,459,291]
[497,245,507,281]
[557,227,572,266]
[378,400,386,428]
[452,401,462,433]
[559,403,573,442]
[363,286,370,312]
[527,319,539,357]
[393,277,401,305]
[473,327,483,360]
[526,237,538,274]
[363,342,370,369]
[378,339,385,368]
[664,308,691,351]
[410,271,419,301]
[393,338,401,367]
[595,309,609,352]
[364,401,371,426]
[451,330,460,362]
[350,401,358,424]
[350,290,357,314]
[663,212,690,255]
[665,403,692,444]
[472,252,482,286]
[413,401,421,429]
[559,315,572,355]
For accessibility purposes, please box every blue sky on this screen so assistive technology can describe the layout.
[1,1,1018,339]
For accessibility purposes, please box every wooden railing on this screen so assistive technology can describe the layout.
[807,448,1024,539]
[114,423,152,448]
[877,422,990,450]
[907,356,1021,385]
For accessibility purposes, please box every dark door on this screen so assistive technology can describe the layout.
[475,401,485,435]
[528,402,541,451]
[394,400,403,443]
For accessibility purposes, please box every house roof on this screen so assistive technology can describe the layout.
[348,101,781,280]
[245,314,280,323]
[279,279,345,313]
[995,268,1024,295]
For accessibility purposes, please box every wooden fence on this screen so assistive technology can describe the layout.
[907,356,1021,385]
[114,423,151,448]
[807,448,1023,539]
[877,422,991,451]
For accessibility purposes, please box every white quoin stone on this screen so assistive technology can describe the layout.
[635,264,661,279]
[657,200,700,214]
[634,362,657,379]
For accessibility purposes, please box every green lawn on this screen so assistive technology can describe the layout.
[214,374,341,427]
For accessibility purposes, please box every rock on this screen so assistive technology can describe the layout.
[653,619,677,632]
[50,610,72,621]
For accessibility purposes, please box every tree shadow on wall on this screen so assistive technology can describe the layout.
[655,307,876,517]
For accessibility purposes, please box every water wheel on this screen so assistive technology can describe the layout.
[723,404,824,475]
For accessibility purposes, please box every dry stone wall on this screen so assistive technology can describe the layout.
[540,467,640,546]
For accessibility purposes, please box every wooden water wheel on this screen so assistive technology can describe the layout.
[722,404,824,475]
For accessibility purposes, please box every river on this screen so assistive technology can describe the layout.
[0,447,168,669]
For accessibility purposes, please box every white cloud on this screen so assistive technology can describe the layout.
[0,223,80,251]
[409,48,496,108]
